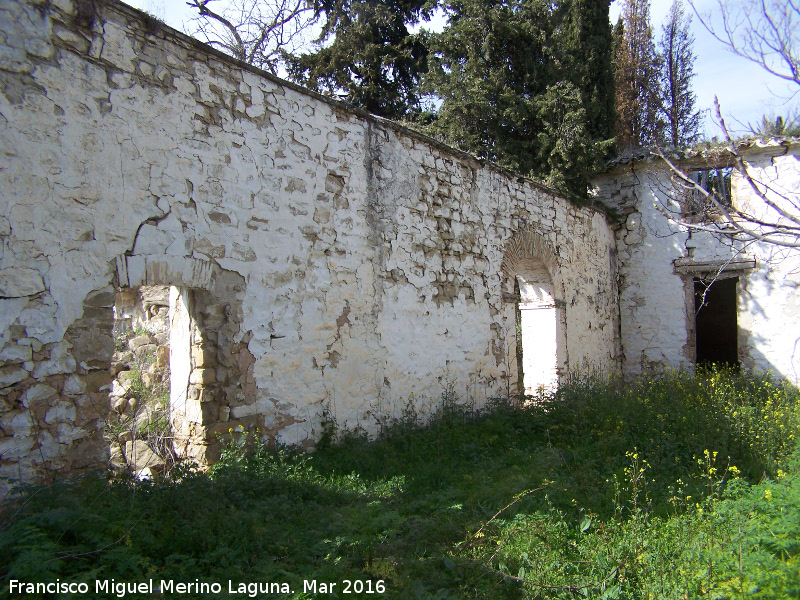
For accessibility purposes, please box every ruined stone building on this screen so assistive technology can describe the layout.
[594,145,800,383]
[1,0,798,494]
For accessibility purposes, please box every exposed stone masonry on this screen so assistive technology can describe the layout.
[593,145,800,381]
[0,0,620,494]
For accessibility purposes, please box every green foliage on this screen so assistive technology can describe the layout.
[106,338,172,469]
[288,0,616,195]
[289,0,435,119]
[561,0,616,144]
[658,0,701,147]
[613,0,664,151]
[748,112,800,138]
[424,0,614,197]
[2,371,799,599]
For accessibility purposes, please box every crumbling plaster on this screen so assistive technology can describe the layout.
[593,141,800,383]
[0,0,619,491]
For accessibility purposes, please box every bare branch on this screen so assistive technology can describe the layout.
[689,0,799,88]
[652,95,800,249]
[186,0,318,75]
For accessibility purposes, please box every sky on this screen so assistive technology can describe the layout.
[123,0,796,138]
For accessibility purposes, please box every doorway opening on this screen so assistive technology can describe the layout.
[515,261,559,395]
[694,276,739,369]
[109,285,175,477]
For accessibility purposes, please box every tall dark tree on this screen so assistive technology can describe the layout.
[425,0,614,197]
[288,0,434,119]
[424,0,550,171]
[614,0,663,150]
[563,0,615,144]
[659,0,701,147]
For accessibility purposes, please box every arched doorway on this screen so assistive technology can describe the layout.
[502,230,567,397]
[516,260,559,393]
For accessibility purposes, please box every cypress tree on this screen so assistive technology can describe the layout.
[613,0,663,151]
[425,0,614,197]
[564,0,615,144]
[659,0,701,147]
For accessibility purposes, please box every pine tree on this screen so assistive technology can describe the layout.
[424,0,550,170]
[288,0,434,120]
[659,0,701,147]
[613,0,663,151]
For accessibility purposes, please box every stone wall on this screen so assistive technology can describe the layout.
[0,0,620,493]
[593,140,800,383]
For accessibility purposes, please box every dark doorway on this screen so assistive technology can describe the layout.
[694,277,739,368]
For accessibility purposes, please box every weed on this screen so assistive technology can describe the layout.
[1,370,798,599]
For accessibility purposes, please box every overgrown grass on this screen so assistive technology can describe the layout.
[1,369,799,599]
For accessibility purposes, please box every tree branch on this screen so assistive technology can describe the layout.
[186,0,317,75]
[653,98,800,249]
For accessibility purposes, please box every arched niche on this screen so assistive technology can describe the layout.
[501,230,568,395]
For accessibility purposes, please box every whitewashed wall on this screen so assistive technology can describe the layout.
[0,0,619,492]
[593,141,800,383]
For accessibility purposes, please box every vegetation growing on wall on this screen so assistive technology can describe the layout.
[108,327,172,475]
[2,370,799,598]
[106,289,174,478]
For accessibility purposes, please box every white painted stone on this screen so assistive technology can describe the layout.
[4,411,34,437]
[275,422,313,447]
[0,0,622,484]
[21,384,56,407]
[45,401,76,425]
[133,224,173,256]
[37,431,62,461]
[62,375,86,395]
[230,397,276,420]
[32,341,76,378]
[0,435,36,460]
[0,267,45,297]
[17,297,60,343]
[0,299,28,340]
[593,143,800,383]
[0,344,33,363]
[55,422,89,445]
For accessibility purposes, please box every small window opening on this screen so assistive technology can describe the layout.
[694,276,739,369]
[686,167,733,219]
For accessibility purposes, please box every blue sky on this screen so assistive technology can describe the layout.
[123,0,796,138]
